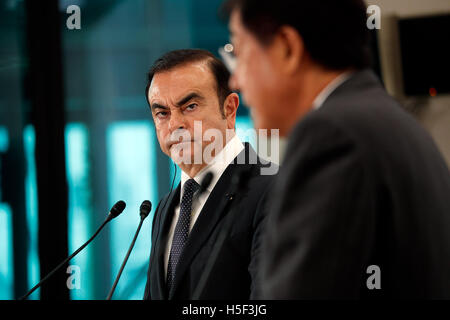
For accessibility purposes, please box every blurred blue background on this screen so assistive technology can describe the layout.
[0,0,255,300]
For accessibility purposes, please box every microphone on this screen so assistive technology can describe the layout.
[19,200,126,300]
[106,200,152,300]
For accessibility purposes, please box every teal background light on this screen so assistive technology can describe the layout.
[65,123,94,299]
[169,159,182,190]
[236,116,256,148]
[23,125,40,300]
[106,120,158,299]
[0,126,9,152]
[0,203,13,300]
[0,126,13,300]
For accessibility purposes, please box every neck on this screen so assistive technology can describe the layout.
[280,66,350,136]
[179,163,208,179]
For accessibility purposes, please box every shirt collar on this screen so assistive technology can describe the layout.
[312,71,353,110]
[180,134,244,195]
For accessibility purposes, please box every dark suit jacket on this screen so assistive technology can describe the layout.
[144,143,276,300]
[261,70,450,299]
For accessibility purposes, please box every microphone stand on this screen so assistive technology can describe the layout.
[106,200,152,300]
[19,201,126,300]
[20,215,114,300]
[106,218,144,300]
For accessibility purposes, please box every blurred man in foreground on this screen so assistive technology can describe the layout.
[223,0,450,298]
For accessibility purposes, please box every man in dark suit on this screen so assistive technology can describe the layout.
[143,49,276,300]
[224,0,450,298]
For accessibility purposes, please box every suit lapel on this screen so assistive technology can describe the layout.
[154,183,180,299]
[168,165,235,299]
[169,144,256,299]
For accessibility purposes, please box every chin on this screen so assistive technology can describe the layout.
[256,117,283,133]
[170,144,198,165]
[251,111,269,130]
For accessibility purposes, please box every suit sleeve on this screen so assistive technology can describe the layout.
[261,116,376,299]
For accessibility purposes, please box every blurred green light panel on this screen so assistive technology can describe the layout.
[169,159,181,189]
[0,203,13,300]
[0,126,13,300]
[236,116,256,148]
[0,126,8,152]
[23,125,40,300]
[106,121,158,299]
[65,123,94,299]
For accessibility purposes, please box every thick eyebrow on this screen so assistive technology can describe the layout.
[176,92,204,107]
[150,92,204,112]
[150,103,168,112]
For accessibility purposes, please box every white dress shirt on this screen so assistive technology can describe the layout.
[312,72,353,110]
[164,134,245,277]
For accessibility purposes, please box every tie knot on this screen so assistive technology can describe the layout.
[183,178,200,197]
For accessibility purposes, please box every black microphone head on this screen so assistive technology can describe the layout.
[139,200,152,220]
[109,200,126,219]
[199,171,213,194]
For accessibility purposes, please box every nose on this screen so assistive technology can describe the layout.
[168,110,186,132]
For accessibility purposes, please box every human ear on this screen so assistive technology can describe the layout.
[272,25,305,75]
[223,93,239,129]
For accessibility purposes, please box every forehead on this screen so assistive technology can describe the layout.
[148,61,216,102]
[229,9,261,51]
[229,9,247,39]
[229,9,240,34]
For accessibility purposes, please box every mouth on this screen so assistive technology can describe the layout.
[168,140,195,149]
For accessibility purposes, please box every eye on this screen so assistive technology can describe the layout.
[155,111,168,119]
[185,103,197,111]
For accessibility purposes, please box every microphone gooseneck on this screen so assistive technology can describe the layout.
[106,200,152,300]
[19,200,126,300]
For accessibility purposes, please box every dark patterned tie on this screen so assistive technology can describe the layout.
[166,178,200,293]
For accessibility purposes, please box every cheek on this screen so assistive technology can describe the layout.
[251,109,280,132]
[200,117,226,136]
[155,127,169,151]
[245,65,279,115]
[246,71,286,130]
[243,56,275,99]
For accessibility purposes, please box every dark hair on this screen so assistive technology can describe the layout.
[222,0,371,70]
[145,49,232,116]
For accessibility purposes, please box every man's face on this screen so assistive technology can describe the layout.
[229,9,293,133]
[148,61,233,165]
